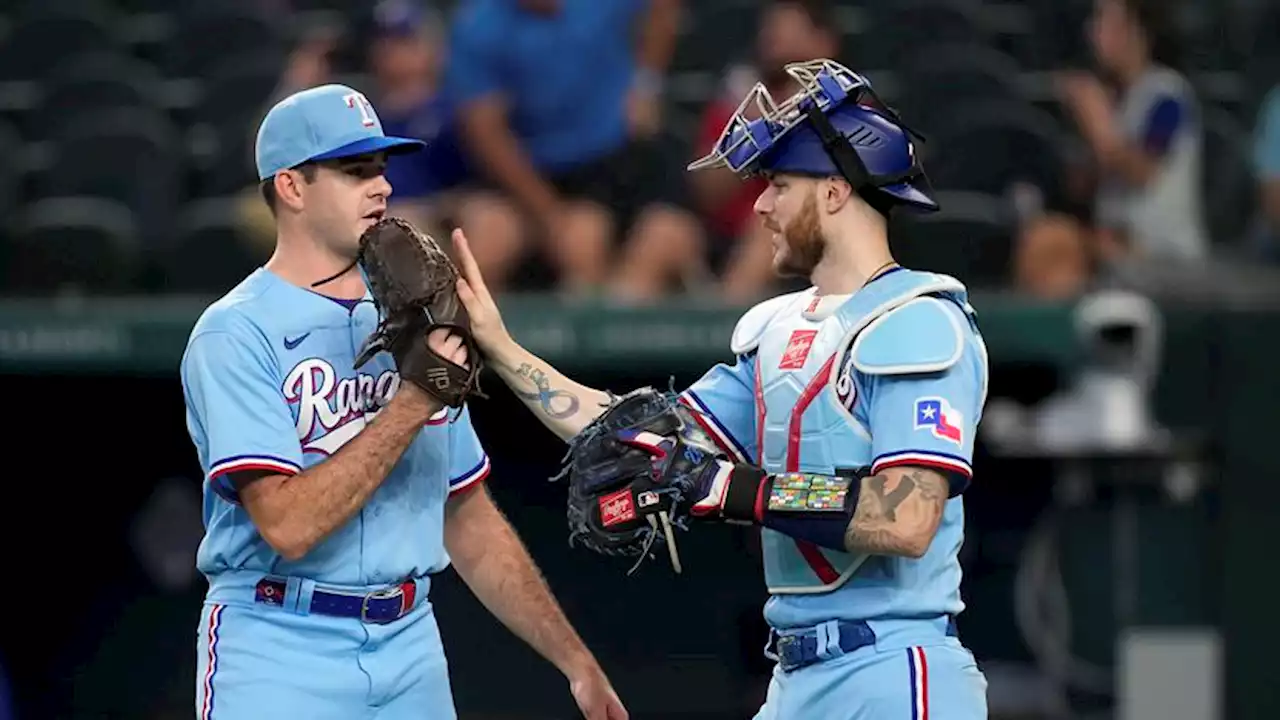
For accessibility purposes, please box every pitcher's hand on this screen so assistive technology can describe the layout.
[392,327,469,420]
[453,228,515,356]
[568,660,628,720]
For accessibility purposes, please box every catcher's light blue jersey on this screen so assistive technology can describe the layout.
[680,268,988,631]
[182,267,491,589]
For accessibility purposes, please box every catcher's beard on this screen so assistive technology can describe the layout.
[773,191,826,278]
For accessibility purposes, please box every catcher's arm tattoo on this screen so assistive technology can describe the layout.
[513,363,582,419]
[486,341,613,442]
[843,467,949,558]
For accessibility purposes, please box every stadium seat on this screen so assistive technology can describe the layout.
[895,44,1027,135]
[156,198,271,293]
[0,120,22,224]
[5,196,140,295]
[113,0,187,12]
[904,43,1025,88]
[669,3,757,78]
[1243,54,1280,122]
[159,7,283,79]
[192,128,261,200]
[1176,2,1247,73]
[894,191,1017,288]
[1247,1,1280,61]
[27,53,165,141]
[922,99,1071,209]
[188,52,285,197]
[197,51,284,127]
[36,107,184,247]
[0,4,118,83]
[852,0,985,70]
[1200,108,1258,247]
[1020,0,1094,70]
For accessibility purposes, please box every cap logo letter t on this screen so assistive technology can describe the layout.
[345,92,376,127]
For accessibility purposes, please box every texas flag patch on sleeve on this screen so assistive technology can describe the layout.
[914,397,963,445]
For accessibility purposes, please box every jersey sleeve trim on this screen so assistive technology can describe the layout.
[207,454,301,504]
[208,453,300,504]
[209,454,302,479]
[871,450,972,495]
[679,391,750,463]
[449,454,491,495]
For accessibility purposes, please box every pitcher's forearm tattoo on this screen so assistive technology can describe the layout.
[513,363,581,419]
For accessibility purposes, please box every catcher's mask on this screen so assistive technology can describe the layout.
[687,59,938,213]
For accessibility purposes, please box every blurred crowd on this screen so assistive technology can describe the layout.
[2,0,1279,303]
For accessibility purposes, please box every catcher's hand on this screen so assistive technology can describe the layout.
[353,217,486,408]
[558,387,727,574]
[452,228,514,357]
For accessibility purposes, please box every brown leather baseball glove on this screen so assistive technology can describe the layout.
[353,217,485,408]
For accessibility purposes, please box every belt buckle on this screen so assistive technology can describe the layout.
[774,634,796,654]
[360,585,405,624]
[774,634,801,668]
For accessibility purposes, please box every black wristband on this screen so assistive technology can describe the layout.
[719,464,768,522]
[755,471,863,553]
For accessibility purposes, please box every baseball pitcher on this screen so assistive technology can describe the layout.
[181,83,625,719]
[450,60,990,718]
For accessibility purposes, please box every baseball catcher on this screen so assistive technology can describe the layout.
[452,58,991,717]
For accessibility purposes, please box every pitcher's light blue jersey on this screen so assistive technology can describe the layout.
[181,267,491,591]
[680,268,988,631]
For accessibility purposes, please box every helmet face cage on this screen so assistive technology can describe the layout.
[687,59,894,177]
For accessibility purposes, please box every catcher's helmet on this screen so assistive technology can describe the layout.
[688,59,937,212]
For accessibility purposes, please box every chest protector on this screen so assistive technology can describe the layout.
[732,269,972,594]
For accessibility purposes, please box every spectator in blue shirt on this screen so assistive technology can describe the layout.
[243,1,529,291]
[368,0,528,291]
[445,0,703,299]
[372,2,469,200]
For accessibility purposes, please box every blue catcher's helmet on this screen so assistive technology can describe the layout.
[688,59,937,212]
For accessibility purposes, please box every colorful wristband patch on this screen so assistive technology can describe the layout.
[766,473,851,512]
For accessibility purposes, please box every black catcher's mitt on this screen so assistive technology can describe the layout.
[353,217,485,408]
[557,386,725,574]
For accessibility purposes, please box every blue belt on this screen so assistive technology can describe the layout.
[767,617,958,672]
[254,577,417,624]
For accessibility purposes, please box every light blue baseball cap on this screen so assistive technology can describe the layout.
[254,83,425,181]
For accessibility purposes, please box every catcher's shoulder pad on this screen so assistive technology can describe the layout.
[730,289,813,355]
[850,296,965,376]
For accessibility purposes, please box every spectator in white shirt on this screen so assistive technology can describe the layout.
[1057,0,1209,263]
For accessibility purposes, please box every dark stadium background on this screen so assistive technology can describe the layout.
[2,0,1278,718]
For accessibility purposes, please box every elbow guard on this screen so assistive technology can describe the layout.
[718,466,864,553]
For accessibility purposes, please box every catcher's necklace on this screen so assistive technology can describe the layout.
[808,262,897,314]
[862,260,898,288]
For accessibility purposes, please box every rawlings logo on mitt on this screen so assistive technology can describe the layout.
[354,217,486,408]
[556,387,725,574]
